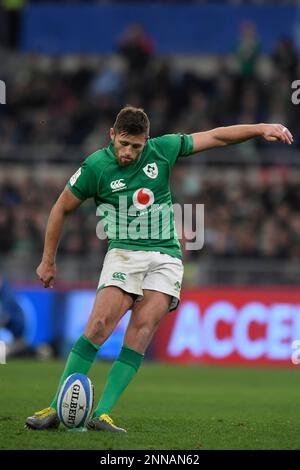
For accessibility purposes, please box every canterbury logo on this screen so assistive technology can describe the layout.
[110,179,126,192]
[112,272,127,282]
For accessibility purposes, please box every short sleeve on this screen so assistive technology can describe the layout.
[67,160,97,200]
[151,133,194,166]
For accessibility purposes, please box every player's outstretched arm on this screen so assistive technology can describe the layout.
[191,123,293,153]
[36,186,82,288]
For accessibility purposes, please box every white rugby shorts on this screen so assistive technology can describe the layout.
[97,248,184,311]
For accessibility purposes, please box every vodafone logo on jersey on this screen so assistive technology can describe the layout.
[132,188,154,210]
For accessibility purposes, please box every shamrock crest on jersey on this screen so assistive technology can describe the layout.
[143,163,158,179]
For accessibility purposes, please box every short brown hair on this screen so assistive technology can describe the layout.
[113,106,150,136]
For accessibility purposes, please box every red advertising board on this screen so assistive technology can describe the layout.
[152,288,300,366]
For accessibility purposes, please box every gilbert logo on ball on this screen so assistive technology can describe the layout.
[132,188,154,210]
[57,373,94,428]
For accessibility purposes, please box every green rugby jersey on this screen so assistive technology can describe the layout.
[67,133,194,259]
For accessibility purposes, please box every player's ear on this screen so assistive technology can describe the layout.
[110,128,115,141]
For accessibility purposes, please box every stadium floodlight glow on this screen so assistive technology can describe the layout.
[0,80,6,104]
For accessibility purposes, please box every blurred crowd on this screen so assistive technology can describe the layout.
[1,164,300,266]
[0,22,299,152]
[175,165,300,262]
[1,21,300,281]
[0,173,99,259]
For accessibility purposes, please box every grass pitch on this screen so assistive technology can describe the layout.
[0,359,300,450]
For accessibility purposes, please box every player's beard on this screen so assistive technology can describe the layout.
[116,153,140,166]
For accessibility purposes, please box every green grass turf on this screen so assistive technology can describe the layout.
[0,359,300,450]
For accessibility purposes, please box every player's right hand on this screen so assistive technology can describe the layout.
[260,123,293,145]
[36,261,56,288]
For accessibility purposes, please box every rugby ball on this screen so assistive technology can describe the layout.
[57,373,94,428]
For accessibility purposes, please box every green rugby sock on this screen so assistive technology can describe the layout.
[50,334,99,411]
[93,344,144,417]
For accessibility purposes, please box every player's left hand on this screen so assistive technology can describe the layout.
[260,123,293,145]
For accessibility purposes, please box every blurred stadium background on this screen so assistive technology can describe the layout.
[1,0,300,374]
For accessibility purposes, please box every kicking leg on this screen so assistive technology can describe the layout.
[25,287,134,430]
[88,290,170,432]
